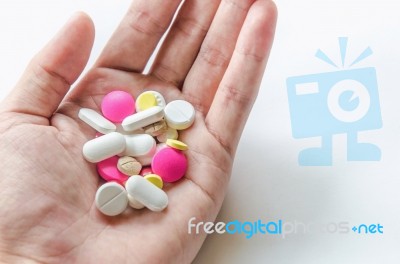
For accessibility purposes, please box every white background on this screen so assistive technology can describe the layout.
[1,1,400,263]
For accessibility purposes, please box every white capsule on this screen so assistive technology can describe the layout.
[122,106,164,132]
[95,182,128,216]
[120,134,156,158]
[78,108,116,134]
[164,100,195,130]
[115,124,144,135]
[83,132,125,163]
[127,194,145,209]
[135,146,156,166]
[156,127,178,143]
[125,176,168,212]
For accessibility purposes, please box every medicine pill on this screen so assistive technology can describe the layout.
[136,91,166,112]
[78,108,116,134]
[122,106,164,132]
[156,127,178,143]
[135,92,157,111]
[115,124,144,135]
[125,175,168,212]
[135,149,156,166]
[97,156,129,184]
[122,134,156,157]
[144,174,163,189]
[128,194,145,209]
[164,100,195,130]
[95,182,128,216]
[140,167,153,176]
[117,156,142,176]
[101,91,135,123]
[152,147,187,183]
[166,139,188,151]
[143,120,167,137]
[83,132,125,163]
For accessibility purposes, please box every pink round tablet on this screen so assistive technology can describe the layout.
[101,91,135,123]
[140,166,153,176]
[152,147,187,183]
[97,156,129,185]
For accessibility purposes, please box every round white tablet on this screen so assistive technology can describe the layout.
[95,182,128,216]
[164,100,195,130]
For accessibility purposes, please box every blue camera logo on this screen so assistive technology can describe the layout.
[286,38,382,166]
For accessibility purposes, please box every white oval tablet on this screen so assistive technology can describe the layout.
[164,100,195,130]
[127,194,145,209]
[78,108,116,134]
[120,134,156,158]
[156,127,178,143]
[125,175,168,212]
[135,145,156,166]
[95,182,128,216]
[122,106,164,132]
[83,132,126,163]
[115,124,144,135]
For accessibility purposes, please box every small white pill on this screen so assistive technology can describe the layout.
[83,132,125,163]
[156,127,178,143]
[156,143,167,153]
[127,194,145,209]
[125,175,168,212]
[164,100,195,130]
[78,108,116,134]
[135,146,156,166]
[120,134,156,157]
[95,182,128,216]
[122,106,164,132]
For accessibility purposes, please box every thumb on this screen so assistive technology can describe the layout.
[1,12,95,119]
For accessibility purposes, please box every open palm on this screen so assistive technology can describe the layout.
[0,1,276,263]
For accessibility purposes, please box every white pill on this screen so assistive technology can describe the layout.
[78,108,116,134]
[122,106,164,132]
[120,134,156,157]
[95,182,128,216]
[127,194,145,209]
[83,132,126,163]
[135,146,156,166]
[156,143,167,153]
[115,124,144,135]
[156,127,178,143]
[125,176,168,212]
[164,100,195,130]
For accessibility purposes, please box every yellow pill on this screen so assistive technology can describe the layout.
[166,139,188,151]
[136,92,157,111]
[144,174,163,189]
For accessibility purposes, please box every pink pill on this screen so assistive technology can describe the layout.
[101,91,135,123]
[140,166,153,176]
[152,147,187,183]
[97,156,129,185]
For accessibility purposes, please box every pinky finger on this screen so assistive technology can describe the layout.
[205,0,277,156]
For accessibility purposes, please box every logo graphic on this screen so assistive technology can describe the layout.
[188,217,384,239]
[286,37,382,166]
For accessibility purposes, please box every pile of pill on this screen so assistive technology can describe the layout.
[78,90,195,216]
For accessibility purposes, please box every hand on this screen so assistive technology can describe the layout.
[0,0,276,263]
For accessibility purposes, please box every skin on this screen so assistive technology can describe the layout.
[0,0,277,263]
